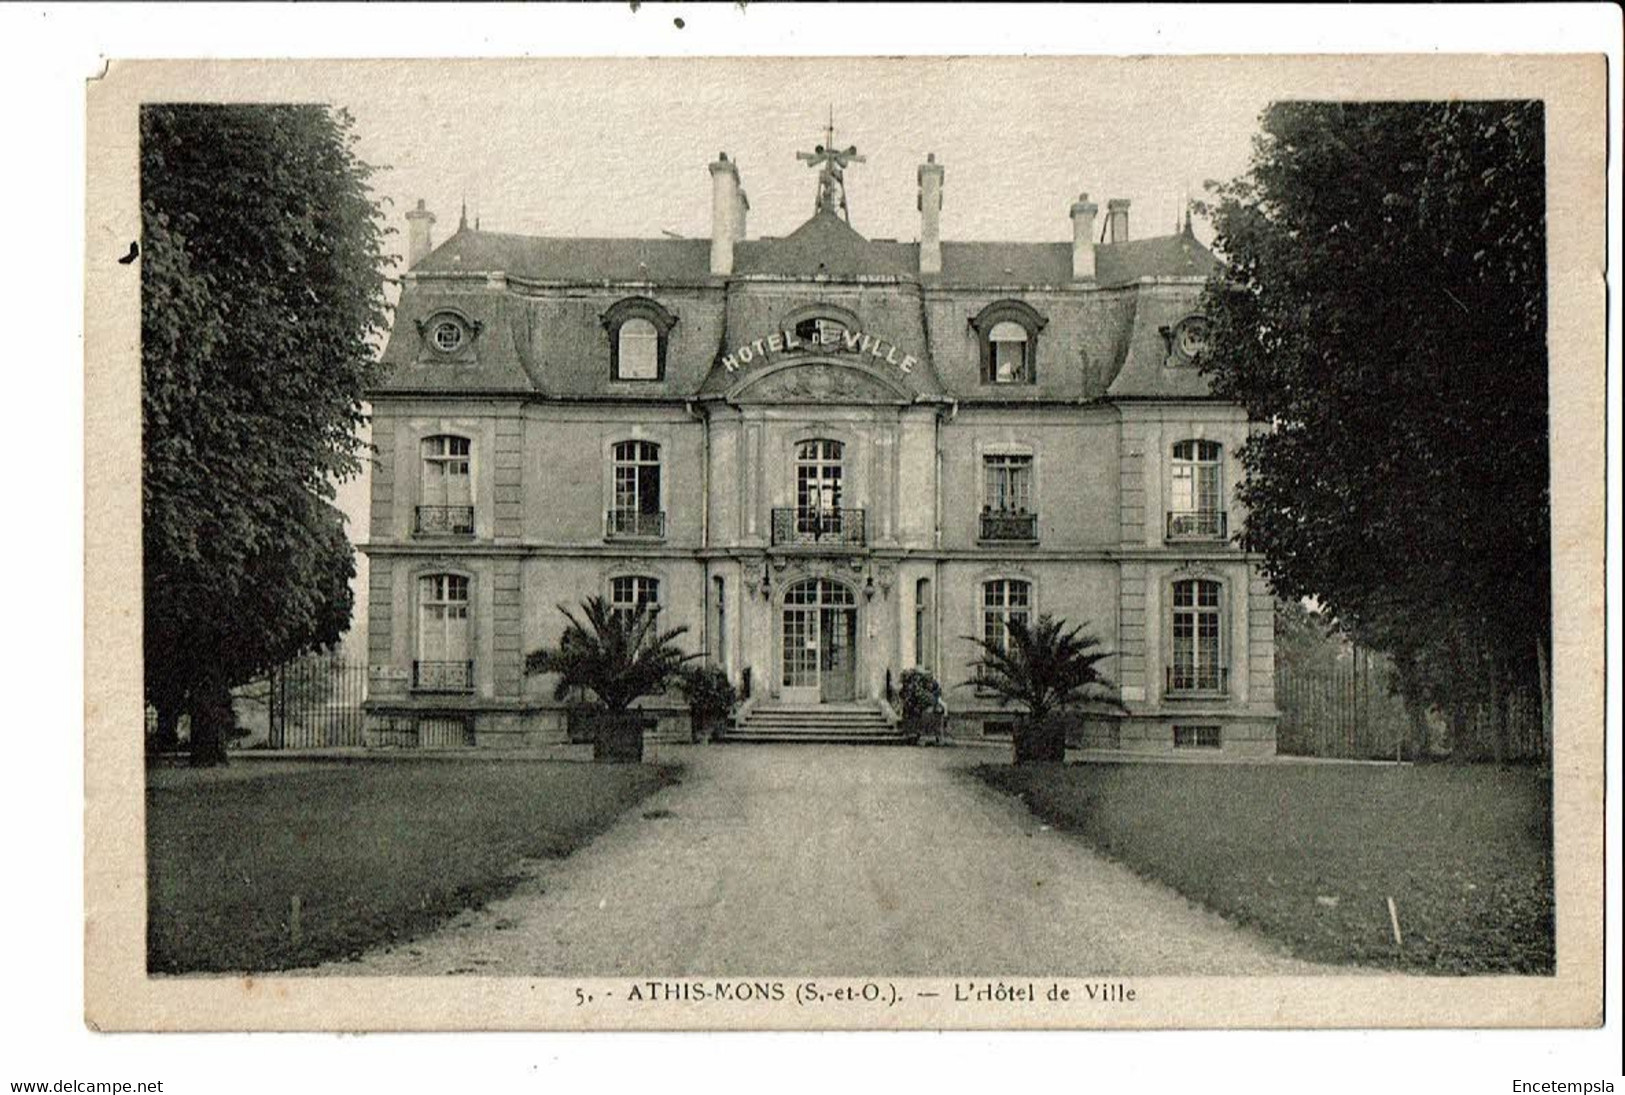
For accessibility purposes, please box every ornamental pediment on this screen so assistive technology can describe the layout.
[727,360,912,405]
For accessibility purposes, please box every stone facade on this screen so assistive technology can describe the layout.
[362,146,1277,756]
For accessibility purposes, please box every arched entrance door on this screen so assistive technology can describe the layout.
[781,578,858,704]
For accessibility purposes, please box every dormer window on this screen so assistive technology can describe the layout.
[989,322,1028,383]
[603,297,679,382]
[618,318,659,379]
[1165,315,1211,368]
[417,309,480,358]
[432,320,464,353]
[970,300,1047,386]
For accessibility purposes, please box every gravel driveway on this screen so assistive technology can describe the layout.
[314,745,1325,976]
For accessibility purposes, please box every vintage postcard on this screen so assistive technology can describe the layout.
[85,54,1607,1031]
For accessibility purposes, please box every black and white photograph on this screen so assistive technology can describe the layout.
[47,10,1616,1085]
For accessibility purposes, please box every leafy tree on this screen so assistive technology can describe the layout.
[141,104,391,764]
[962,615,1126,764]
[1197,101,1550,758]
[525,597,701,714]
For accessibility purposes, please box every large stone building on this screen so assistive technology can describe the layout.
[363,136,1276,754]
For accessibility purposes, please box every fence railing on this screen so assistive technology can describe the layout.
[413,660,474,693]
[1165,665,1229,695]
[771,507,867,546]
[605,509,666,539]
[1165,509,1228,542]
[262,655,369,749]
[979,511,1038,542]
[415,505,475,536]
[1274,650,1547,762]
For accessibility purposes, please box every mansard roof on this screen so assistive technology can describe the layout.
[408,217,1217,288]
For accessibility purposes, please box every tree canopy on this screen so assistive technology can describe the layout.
[141,104,392,762]
[1197,101,1549,752]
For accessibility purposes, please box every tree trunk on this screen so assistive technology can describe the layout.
[149,703,182,754]
[188,680,233,767]
[1402,689,1429,763]
[1487,653,1505,765]
[1535,634,1553,761]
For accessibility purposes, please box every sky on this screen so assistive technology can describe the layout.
[330,57,1275,266]
[320,56,1279,651]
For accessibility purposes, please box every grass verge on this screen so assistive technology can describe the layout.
[148,757,679,973]
[972,761,1553,974]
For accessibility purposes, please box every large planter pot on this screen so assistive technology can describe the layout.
[1012,715,1067,765]
[592,713,651,763]
[566,704,601,745]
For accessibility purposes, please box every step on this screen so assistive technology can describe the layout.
[738,712,893,724]
[721,731,915,745]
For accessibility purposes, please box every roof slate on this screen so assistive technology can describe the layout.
[409,217,1217,289]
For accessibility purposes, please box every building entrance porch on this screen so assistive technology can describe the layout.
[779,578,858,704]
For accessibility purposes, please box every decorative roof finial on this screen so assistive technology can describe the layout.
[796,109,865,222]
[459,199,468,232]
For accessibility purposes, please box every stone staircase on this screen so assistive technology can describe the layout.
[722,701,912,745]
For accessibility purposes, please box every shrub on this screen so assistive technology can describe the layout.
[678,665,737,741]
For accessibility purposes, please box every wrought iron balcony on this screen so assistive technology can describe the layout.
[979,510,1038,542]
[1165,509,1228,543]
[1165,665,1229,696]
[771,507,867,546]
[413,660,474,693]
[415,505,476,537]
[605,509,666,539]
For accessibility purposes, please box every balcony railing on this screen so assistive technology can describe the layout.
[413,660,474,693]
[979,510,1038,542]
[415,505,475,537]
[1165,509,1228,542]
[1165,665,1229,696]
[606,509,666,539]
[771,507,867,546]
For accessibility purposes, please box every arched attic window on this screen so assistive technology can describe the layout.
[602,297,679,381]
[970,300,1047,385]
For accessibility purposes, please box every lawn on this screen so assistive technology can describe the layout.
[972,761,1553,974]
[147,757,679,974]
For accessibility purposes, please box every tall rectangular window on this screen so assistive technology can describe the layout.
[982,579,1032,654]
[983,454,1033,513]
[1170,439,1223,512]
[610,440,663,538]
[1170,578,1224,692]
[416,574,472,692]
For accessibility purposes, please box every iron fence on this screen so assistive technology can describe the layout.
[261,655,369,749]
[978,511,1038,542]
[605,509,666,539]
[1165,509,1228,542]
[771,506,867,546]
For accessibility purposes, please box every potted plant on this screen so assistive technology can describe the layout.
[897,668,944,745]
[525,596,700,762]
[962,614,1127,765]
[677,664,737,742]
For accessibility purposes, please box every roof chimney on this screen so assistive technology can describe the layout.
[1106,198,1131,243]
[734,188,750,243]
[917,153,944,276]
[1069,193,1098,281]
[405,199,436,269]
[709,153,740,276]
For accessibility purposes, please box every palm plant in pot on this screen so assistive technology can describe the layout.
[962,614,1127,765]
[525,596,699,762]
